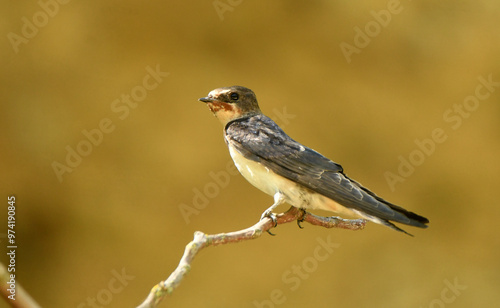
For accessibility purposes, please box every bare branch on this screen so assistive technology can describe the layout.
[0,262,41,308]
[136,207,366,308]
[302,211,367,230]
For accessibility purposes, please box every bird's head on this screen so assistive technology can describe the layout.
[199,86,261,125]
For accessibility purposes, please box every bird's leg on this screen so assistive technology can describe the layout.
[260,192,286,235]
[296,208,307,229]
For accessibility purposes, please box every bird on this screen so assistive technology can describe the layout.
[199,86,429,235]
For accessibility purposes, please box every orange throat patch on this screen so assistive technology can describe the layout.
[207,102,242,124]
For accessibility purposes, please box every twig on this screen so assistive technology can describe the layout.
[136,207,366,308]
[0,262,41,308]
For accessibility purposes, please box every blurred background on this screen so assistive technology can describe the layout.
[1,1,499,307]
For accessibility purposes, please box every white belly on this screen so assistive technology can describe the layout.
[228,146,358,217]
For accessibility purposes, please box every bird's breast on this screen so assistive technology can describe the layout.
[228,145,280,197]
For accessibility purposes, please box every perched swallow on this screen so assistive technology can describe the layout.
[199,86,429,235]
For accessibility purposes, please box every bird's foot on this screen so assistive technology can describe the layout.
[296,208,307,229]
[260,192,286,236]
[260,209,278,236]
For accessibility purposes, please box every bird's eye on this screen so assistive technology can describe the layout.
[230,92,239,101]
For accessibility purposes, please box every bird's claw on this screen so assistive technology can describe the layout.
[296,208,307,229]
[297,219,304,229]
[260,210,278,236]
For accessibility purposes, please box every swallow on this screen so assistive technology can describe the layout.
[199,86,429,235]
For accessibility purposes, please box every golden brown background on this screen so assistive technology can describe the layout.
[1,1,499,307]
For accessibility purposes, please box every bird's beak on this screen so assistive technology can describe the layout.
[199,96,214,103]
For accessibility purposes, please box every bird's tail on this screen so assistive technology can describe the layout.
[346,176,429,236]
[353,203,429,236]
